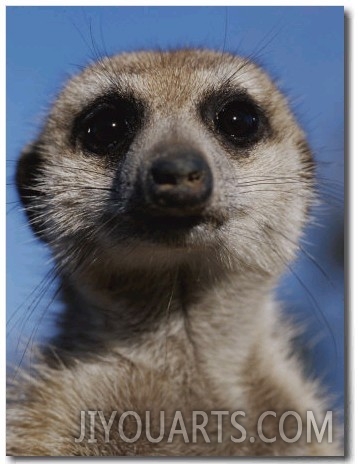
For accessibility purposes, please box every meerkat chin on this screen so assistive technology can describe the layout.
[7,49,342,456]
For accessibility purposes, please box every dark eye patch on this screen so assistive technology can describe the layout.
[215,99,259,141]
[72,94,142,156]
[200,89,269,149]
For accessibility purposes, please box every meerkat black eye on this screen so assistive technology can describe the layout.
[215,99,260,143]
[76,98,139,155]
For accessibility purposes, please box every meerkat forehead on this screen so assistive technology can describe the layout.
[52,49,285,121]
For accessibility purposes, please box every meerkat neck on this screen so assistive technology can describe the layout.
[56,263,276,403]
[61,260,274,338]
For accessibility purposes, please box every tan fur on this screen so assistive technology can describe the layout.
[7,49,342,456]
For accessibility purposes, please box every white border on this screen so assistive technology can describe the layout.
[1,0,349,6]
[2,1,353,463]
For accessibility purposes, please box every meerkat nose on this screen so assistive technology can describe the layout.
[145,149,213,214]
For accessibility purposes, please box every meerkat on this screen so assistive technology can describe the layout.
[7,49,342,456]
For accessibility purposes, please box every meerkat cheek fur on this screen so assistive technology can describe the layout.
[7,49,342,456]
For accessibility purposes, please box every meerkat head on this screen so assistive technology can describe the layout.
[17,49,314,278]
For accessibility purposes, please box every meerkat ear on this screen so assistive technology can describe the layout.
[16,143,47,241]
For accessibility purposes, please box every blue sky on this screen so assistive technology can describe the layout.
[6,6,344,413]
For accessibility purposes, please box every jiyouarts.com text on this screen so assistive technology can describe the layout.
[74,410,333,444]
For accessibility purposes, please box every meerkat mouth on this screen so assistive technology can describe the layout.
[131,213,205,230]
[117,209,223,249]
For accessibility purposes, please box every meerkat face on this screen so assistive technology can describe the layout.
[17,49,314,275]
